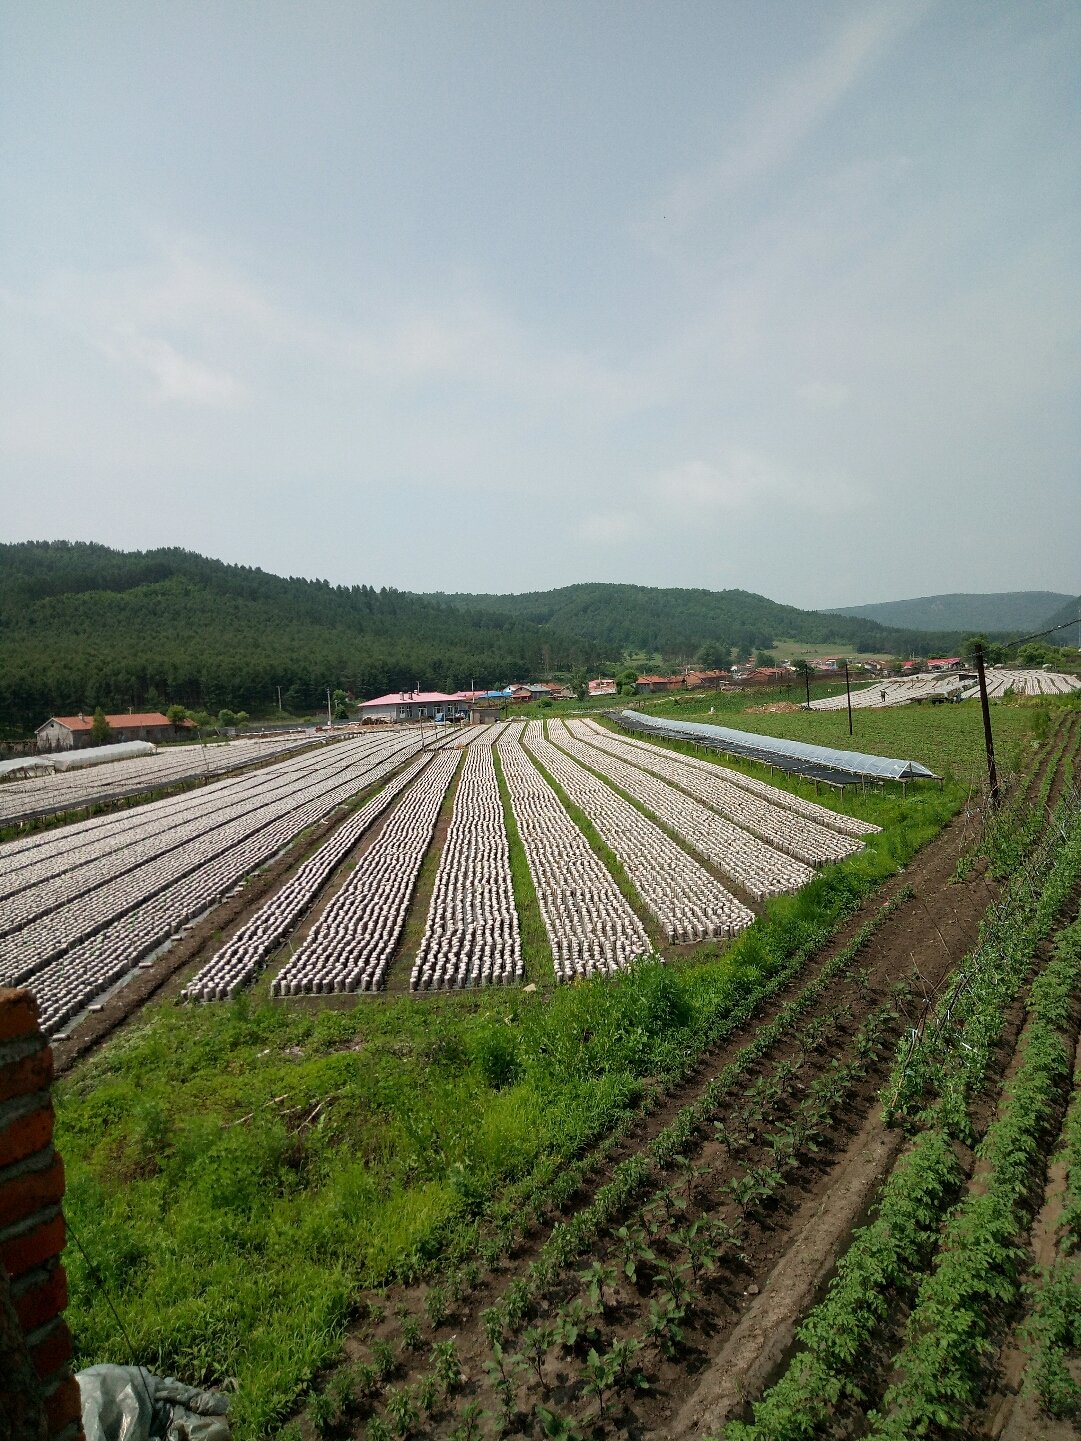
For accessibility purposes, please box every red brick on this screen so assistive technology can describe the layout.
[0,1155,65,1228]
[1,1213,66,1277]
[44,1375,83,1433]
[30,1322,74,1382]
[13,1264,68,1333]
[0,990,40,1042]
[0,1046,54,1106]
[0,1103,54,1168]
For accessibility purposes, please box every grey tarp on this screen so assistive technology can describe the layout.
[77,1367,230,1441]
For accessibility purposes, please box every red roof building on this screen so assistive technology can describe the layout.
[36,712,178,752]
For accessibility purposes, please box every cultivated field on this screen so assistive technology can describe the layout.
[10,719,878,1038]
[45,699,1081,1438]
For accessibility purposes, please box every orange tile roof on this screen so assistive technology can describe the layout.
[50,712,174,731]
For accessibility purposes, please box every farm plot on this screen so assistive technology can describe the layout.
[57,699,993,1439]
[4,735,426,1032]
[281,783,1080,1441]
[271,750,460,995]
[809,674,962,709]
[411,738,521,990]
[961,666,1081,699]
[549,720,818,896]
[522,721,753,941]
[181,749,435,1001]
[569,719,863,865]
[496,725,650,980]
[0,733,313,825]
[0,732,419,983]
[0,735,418,939]
[602,719,879,839]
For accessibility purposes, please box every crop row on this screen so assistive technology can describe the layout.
[866,914,1081,1438]
[473,894,912,1344]
[605,716,879,838]
[182,749,434,1001]
[358,993,905,1439]
[522,721,753,942]
[271,751,460,995]
[571,719,862,866]
[727,791,1081,1439]
[1022,1036,1081,1420]
[0,732,313,826]
[0,734,418,933]
[551,720,816,899]
[494,727,650,979]
[411,739,522,991]
[0,736,417,988]
[25,744,425,1035]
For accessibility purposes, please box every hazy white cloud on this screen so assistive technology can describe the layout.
[574,511,644,547]
[100,330,248,407]
[647,451,862,517]
[642,1,930,247]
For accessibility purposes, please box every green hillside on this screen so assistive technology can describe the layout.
[0,541,596,735]
[0,546,978,739]
[1039,593,1081,644]
[828,590,1074,635]
[429,582,962,660]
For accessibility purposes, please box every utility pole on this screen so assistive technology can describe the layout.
[973,642,1000,808]
[276,685,282,712]
[804,666,810,708]
[326,687,332,730]
[843,660,853,736]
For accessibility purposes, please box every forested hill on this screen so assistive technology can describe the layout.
[1038,592,1081,638]
[0,541,597,734]
[0,544,975,737]
[428,583,961,660]
[829,591,1076,635]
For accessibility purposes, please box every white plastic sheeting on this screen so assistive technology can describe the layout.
[620,710,939,781]
[51,741,157,770]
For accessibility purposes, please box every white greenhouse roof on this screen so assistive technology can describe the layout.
[620,710,939,782]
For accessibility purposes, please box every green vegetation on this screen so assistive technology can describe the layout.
[725,786,1081,1440]
[637,689,1054,788]
[59,747,958,1437]
[0,541,596,736]
[869,913,1081,1439]
[430,581,964,661]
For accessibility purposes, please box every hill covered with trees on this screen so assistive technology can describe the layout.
[1,544,976,738]
[429,582,962,663]
[0,542,597,735]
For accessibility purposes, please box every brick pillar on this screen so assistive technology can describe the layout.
[0,989,84,1441]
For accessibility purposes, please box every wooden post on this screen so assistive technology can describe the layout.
[973,642,1000,807]
[844,661,853,736]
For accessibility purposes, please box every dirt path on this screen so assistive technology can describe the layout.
[667,1104,907,1439]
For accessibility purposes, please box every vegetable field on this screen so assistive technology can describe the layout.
[45,701,1081,1439]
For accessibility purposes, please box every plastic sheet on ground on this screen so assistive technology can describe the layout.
[77,1366,231,1441]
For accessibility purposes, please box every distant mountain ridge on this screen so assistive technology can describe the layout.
[1040,593,1081,644]
[829,591,1075,635]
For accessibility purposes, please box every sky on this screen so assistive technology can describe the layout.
[2,0,1079,609]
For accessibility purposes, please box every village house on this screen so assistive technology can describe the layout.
[36,712,180,752]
